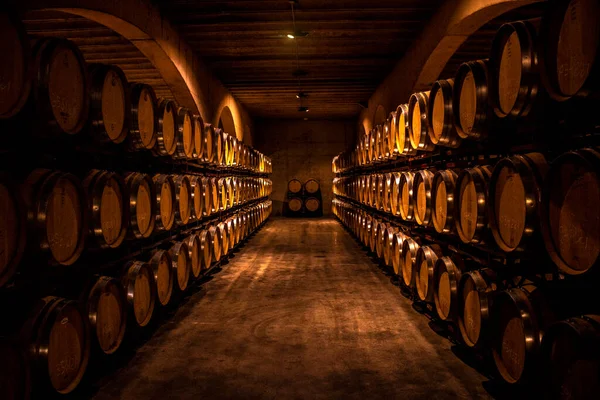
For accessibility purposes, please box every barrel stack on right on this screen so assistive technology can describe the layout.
[285,178,323,217]
[333,1,600,397]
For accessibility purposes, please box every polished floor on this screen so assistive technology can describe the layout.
[92,218,490,399]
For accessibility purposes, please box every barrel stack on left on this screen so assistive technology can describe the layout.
[0,13,273,398]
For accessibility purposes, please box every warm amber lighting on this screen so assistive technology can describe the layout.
[287,34,295,39]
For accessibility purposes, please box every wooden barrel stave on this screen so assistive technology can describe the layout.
[433,255,464,322]
[149,250,173,306]
[431,169,458,234]
[458,268,498,348]
[415,244,444,303]
[121,260,156,328]
[395,104,418,156]
[173,107,194,159]
[169,241,190,292]
[428,79,461,147]
[172,175,192,226]
[154,99,177,156]
[455,166,492,244]
[413,169,436,226]
[23,296,90,395]
[453,59,490,140]
[83,170,127,248]
[399,171,416,221]
[124,172,155,239]
[88,63,130,144]
[129,83,157,150]
[186,234,202,279]
[490,21,539,117]
[401,237,420,289]
[153,174,176,231]
[408,91,435,151]
[86,276,127,355]
[23,169,87,265]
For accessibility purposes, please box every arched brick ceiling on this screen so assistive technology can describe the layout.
[157,0,444,119]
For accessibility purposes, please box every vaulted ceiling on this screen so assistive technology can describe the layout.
[157,0,444,119]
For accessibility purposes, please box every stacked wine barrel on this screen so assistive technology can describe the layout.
[285,178,323,216]
[0,14,273,398]
[333,1,600,396]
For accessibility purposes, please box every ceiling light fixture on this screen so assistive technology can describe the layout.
[287,34,295,39]
[298,106,310,112]
[296,92,307,99]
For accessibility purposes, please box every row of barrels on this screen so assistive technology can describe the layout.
[1,200,272,398]
[0,16,272,174]
[333,0,600,172]
[288,197,321,214]
[332,198,600,395]
[287,178,320,195]
[0,169,272,287]
[333,148,600,277]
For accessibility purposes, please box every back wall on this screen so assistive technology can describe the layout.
[255,119,355,215]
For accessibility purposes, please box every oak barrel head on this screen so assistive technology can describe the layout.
[129,83,157,150]
[86,276,127,355]
[122,261,156,328]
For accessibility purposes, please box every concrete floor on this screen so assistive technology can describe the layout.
[92,218,491,400]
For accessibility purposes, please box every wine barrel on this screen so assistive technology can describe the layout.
[431,170,458,234]
[124,172,155,239]
[169,241,190,292]
[383,226,398,267]
[398,171,416,221]
[453,60,490,140]
[541,149,600,275]
[391,231,407,276]
[0,14,31,119]
[86,276,127,355]
[455,166,492,244]
[173,107,194,159]
[83,170,127,248]
[149,250,173,306]
[23,169,86,265]
[401,237,420,288]
[22,296,90,394]
[305,197,320,212]
[394,104,418,156]
[202,123,217,164]
[289,197,302,212]
[172,175,192,226]
[375,221,388,260]
[288,179,302,194]
[491,284,554,385]
[88,64,130,143]
[415,244,444,303]
[207,225,222,262]
[413,169,435,226]
[408,91,435,151]
[489,153,548,252]
[384,116,397,159]
[129,83,157,150]
[0,340,30,400]
[217,222,229,256]
[428,79,461,147]
[458,268,498,348]
[153,174,176,231]
[155,99,177,156]
[389,172,402,216]
[490,21,539,117]
[382,173,393,213]
[225,177,234,209]
[433,255,464,322]
[192,115,204,159]
[186,234,202,279]
[201,177,214,216]
[539,0,600,100]
[304,179,320,194]
[541,315,600,399]
[214,177,226,212]
[121,260,156,328]
[215,128,225,166]
[187,175,203,221]
[31,38,89,135]
[197,229,213,271]
[369,219,381,254]
[0,175,26,287]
